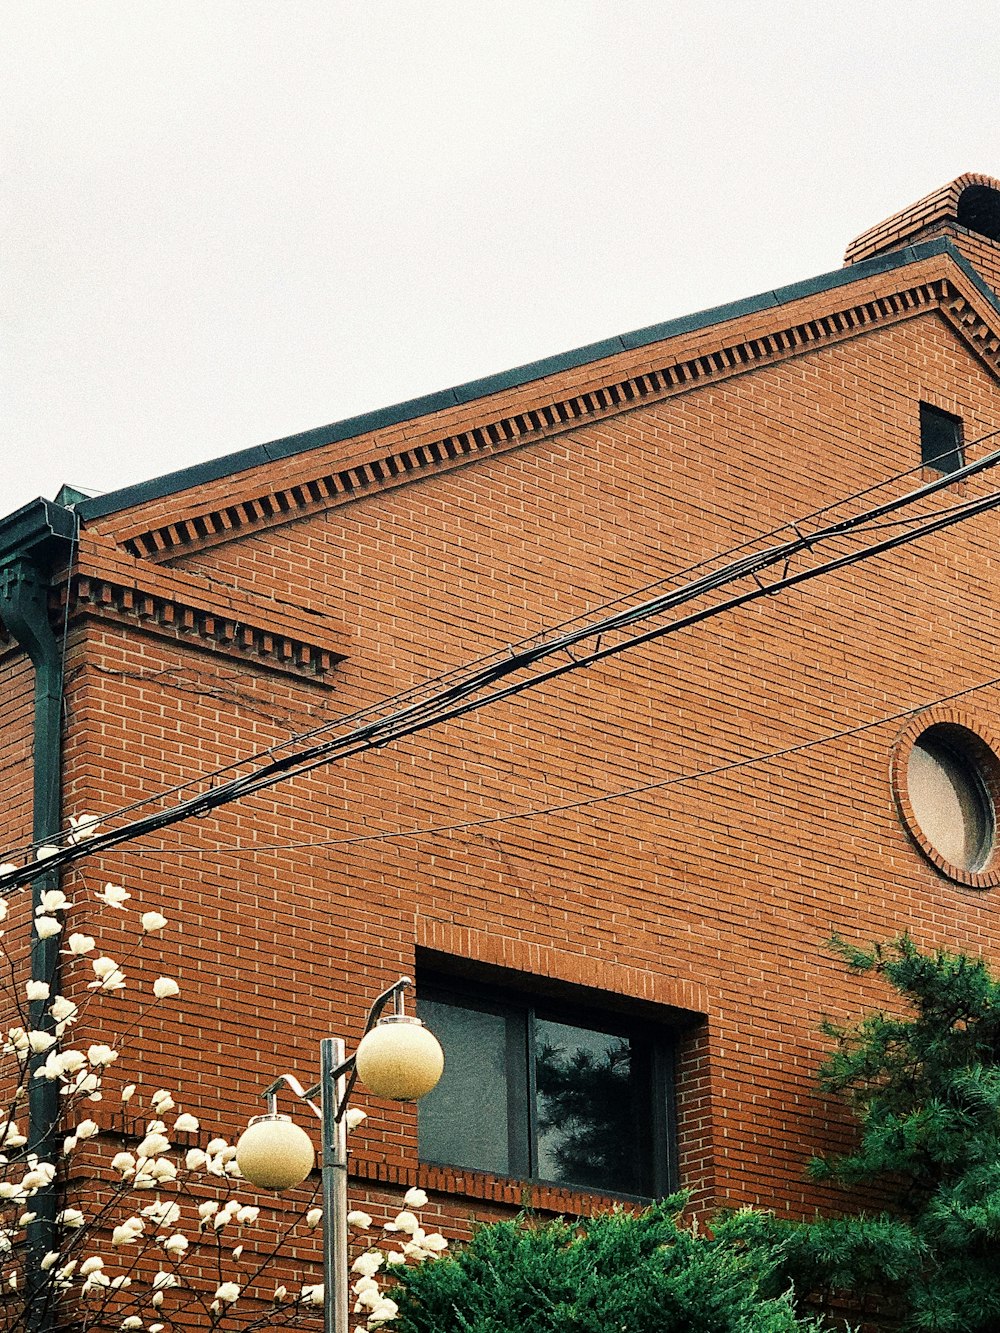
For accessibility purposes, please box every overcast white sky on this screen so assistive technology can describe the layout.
[4,1,1000,516]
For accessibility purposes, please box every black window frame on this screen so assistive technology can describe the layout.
[416,975,678,1201]
[919,401,964,475]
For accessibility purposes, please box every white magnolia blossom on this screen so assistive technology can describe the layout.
[35,1048,85,1081]
[61,1069,101,1097]
[0,860,453,1321]
[0,1122,26,1149]
[96,882,130,908]
[39,889,70,913]
[141,1199,180,1227]
[0,898,7,922]
[65,933,96,956]
[89,957,126,991]
[370,1297,400,1326]
[111,1218,144,1246]
[352,1251,384,1278]
[87,1044,117,1067]
[35,845,59,861]
[23,1163,56,1190]
[4,1027,28,1057]
[50,995,79,1022]
[345,1107,368,1130]
[68,813,101,843]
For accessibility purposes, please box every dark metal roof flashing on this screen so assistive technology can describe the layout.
[0,498,78,569]
[70,238,999,524]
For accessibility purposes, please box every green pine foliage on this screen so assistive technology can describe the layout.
[768,935,1000,1332]
[390,1196,824,1333]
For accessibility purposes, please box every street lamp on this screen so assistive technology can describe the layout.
[235,977,443,1333]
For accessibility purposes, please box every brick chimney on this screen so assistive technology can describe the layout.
[845,172,1000,296]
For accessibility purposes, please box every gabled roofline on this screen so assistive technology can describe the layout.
[72,238,1000,526]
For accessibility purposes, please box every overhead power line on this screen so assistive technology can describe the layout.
[122,669,1000,859]
[1,439,1000,895]
[28,425,1000,842]
[3,437,1000,892]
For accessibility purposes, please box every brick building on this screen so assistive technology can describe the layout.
[5,171,1000,1268]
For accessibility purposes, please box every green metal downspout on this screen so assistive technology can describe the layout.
[0,500,76,1333]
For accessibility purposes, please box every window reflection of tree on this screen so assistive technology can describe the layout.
[534,1037,637,1192]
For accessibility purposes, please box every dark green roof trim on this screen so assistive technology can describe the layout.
[0,498,77,569]
[74,238,996,522]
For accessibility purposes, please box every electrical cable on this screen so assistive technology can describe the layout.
[121,669,1000,858]
[29,424,1000,843]
[3,453,1000,890]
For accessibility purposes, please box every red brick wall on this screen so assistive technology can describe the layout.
[43,291,1000,1258]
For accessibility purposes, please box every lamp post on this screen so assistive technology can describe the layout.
[235,977,443,1333]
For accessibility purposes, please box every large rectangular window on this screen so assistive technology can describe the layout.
[417,980,675,1198]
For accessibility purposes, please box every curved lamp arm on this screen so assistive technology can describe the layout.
[257,976,415,1122]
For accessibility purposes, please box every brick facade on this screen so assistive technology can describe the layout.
[6,174,1000,1273]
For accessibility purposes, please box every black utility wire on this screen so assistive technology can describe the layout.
[22,426,1000,846]
[3,447,1000,891]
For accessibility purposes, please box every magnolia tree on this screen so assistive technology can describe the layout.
[0,818,447,1333]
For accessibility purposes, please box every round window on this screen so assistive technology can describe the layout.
[904,724,998,873]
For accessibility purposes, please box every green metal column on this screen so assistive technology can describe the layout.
[0,499,76,1333]
[0,557,64,1331]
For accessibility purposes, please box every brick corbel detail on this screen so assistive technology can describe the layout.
[0,532,347,683]
[113,272,971,563]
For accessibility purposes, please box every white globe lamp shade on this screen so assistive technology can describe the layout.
[355,1016,444,1101]
[235,1115,315,1189]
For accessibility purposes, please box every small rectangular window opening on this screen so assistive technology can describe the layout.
[920,402,964,475]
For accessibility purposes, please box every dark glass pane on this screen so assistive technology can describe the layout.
[534,1017,645,1194]
[417,998,511,1175]
[920,403,963,474]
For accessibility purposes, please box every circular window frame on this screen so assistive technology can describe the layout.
[891,710,1000,889]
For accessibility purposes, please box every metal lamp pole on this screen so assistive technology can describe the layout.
[240,978,442,1333]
